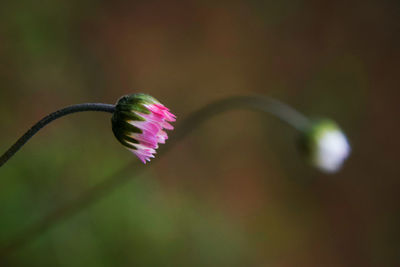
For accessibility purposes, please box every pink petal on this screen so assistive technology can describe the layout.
[162,121,174,130]
[129,120,160,135]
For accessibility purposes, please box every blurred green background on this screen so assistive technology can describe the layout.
[0,0,399,266]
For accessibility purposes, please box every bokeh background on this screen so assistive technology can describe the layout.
[1,0,399,266]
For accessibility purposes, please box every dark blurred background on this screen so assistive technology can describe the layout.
[0,0,399,266]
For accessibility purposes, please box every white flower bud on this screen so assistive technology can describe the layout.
[302,120,351,173]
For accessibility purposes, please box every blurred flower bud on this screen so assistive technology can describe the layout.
[300,120,350,173]
[111,93,176,163]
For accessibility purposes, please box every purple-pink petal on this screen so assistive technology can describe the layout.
[128,102,176,163]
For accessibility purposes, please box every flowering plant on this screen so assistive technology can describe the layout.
[112,94,176,163]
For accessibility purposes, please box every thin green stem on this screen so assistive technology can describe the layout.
[171,96,311,142]
[0,103,115,168]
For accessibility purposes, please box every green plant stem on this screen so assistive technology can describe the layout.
[0,103,116,168]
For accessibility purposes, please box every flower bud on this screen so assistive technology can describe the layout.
[111,93,176,163]
[300,119,350,173]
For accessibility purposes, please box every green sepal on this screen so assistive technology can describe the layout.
[111,93,159,150]
[298,119,341,162]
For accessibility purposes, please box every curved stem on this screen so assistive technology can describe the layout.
[0,103,115,168]
[0,95,308,258]
[171,96,311,142]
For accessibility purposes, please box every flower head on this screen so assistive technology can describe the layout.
[111,93,176,163]
[300,119,351,173]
